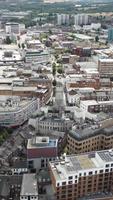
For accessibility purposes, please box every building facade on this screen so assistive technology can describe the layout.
[74,14,89,26]
[0,96,39,127]
[27,137,58,170]
[49,149,113,200]
[67,125,113,155]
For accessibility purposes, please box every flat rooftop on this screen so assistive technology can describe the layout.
[27,136,58,149]
[69,121,113,141]
[50,149,113,181]
[0,96,35,112]
[20,174,38,196]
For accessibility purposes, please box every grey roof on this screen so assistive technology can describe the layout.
[20,174,38,196]
[98,150,113,162]
[69,125,113,141]
[13,160,27,169]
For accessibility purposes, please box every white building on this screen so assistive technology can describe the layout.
[27,136,58,170]
[74,14,89,26]
[5,22,20,35]
[0,49,22,63]
[0,96,40,127]
[20,174,38,200]
[25,49,50,64]
[57,14,69,25]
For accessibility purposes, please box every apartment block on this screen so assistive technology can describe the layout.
[67,125,113,155]
[98,59,113,78]
[27,136,58,170]
[49,149,113,200]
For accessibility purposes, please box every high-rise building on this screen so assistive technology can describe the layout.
[108,28,113,42]
[74,14,89,26]
[57,14,69,25]
[5,22,20,35]
[49,149,113,200]
[98,58,113,78]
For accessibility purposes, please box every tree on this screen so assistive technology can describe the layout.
[57,68,63,74]
[18,43,21,48]
[52,79,56,86]
[52,63,56,76]
[95,35,99,42]
[49,29,52,35]
[22,43,25,49]
[5,36,11,44]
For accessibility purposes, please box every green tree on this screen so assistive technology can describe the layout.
[22,43,25,49]
[5,36,11,44]
[49,29,52,35]
[52,79,56,86]
[18,43,21,48]
[52,63,56,76]
[95,35,99,42]
[57,68,63,74]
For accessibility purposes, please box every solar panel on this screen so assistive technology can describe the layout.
[98,151,113,162]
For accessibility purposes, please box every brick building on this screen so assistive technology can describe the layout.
[67,125,113,155]
[49,149,113,200]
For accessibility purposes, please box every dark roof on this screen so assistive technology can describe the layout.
[13,160,27,169]
[0,176,10,197]
[69,126,113,141]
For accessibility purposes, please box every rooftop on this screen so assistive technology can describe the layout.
[27,136,58,149]
[0,96,36,112]
[20,174,38,196]
[50,149,113,181]
[69,122,113,141]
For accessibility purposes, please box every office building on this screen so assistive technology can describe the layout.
[27,136,58,170]
[0,96,39,127]
[57,14,70,25]
[49,149,113,200]
[74,14,89,26]
[67,124,113,154]
[5,22,20,35]
[98,59,113,78]
[108,28,113,42]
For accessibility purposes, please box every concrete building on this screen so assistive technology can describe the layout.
[0,49,22,63]
[25,49,50,64]
[27,136,58,170]
[67,124,113,154]
[49,149,113,200]
[20,174,38,200]
[98,59,113,78]
[74,14,89,26]
[80,100,113,113]
[108,28,113,42]
[0,96,39,127]
[5,22,20,35]
[57,14,70,25]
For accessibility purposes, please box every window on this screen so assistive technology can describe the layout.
[62,182,66,186]
[84,172,86,176]
[100,170,103,173]
[95,171,97,174]
[68,176,73,180]
[89,171,92,175]
[79,173,81,177]
[68,181,72,184]
[57,183,59,187]
[106,164,109,168]
[111,163,113,167]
